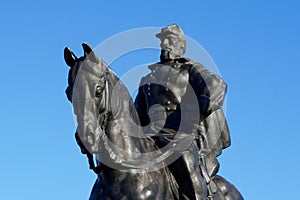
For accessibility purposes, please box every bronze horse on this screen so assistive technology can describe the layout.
[64,43,243,200]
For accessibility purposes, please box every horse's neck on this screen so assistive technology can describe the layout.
[105,71,155,155]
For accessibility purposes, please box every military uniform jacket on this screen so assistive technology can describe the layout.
[134,58,231,175]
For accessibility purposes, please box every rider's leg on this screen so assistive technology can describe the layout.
[182,142,207,200]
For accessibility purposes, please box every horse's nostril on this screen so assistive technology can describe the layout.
[87,132,95,146]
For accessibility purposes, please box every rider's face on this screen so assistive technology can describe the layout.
[160,34,185,58]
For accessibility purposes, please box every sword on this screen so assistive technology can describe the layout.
[195,121,217,200]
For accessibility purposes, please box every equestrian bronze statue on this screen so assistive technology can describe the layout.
[64,25,243,200]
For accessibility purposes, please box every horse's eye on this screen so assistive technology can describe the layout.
[95,85,102,97]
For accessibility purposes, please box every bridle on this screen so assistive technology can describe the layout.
[75,68,110,174]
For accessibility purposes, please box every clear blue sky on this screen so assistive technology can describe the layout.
[0,0,299,199]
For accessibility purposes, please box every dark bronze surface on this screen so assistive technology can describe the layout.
[64,24,243,199]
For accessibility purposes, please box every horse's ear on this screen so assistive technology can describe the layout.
[64,46,78,67]
[82,43,100,64]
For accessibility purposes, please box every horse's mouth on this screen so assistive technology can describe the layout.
[87,131,95,146]
[81,123,102,153]
[83,136,99,154]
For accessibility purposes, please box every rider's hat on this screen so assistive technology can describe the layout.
[156,24,185,42]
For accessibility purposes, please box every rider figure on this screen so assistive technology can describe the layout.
[134,24,231,199]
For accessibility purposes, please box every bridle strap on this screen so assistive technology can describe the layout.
[100,73,110,131]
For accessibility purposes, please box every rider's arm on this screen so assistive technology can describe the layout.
[188,62,227,119]
[134,78,150,126]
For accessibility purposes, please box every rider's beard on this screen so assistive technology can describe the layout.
[160,45,185,62]
[160,50,170,62]
[160,50,180,61]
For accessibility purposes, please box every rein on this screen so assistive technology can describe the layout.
[75,132,102,174]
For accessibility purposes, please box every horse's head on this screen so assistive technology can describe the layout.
[64,43,108,153]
